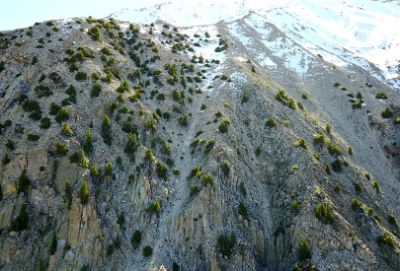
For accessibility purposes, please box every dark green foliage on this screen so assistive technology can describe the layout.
[91,83,102,97]
[238,202,248,217]
[124,133,138,159]
[276,90,296,109]
[156,163,168,180]
[104,162,113,177]
[222,161,230,176]
[381,108,393,118]
[297,237,312,261]
[190,186,200,196]
[10,204,29,232]
[27,133,40,141]
[22,99,42,120]
[101,115,112,145]
[131,230,142,248]
[55,142,68,156]
[354,181,362,193]
[326,142,342,155]
[40,117,51,129]
[265,117,276,128]
[88,26,101,41]
[49,232,57,255]
[75,71,87,81]
[117,213,125,226]
[49,103,60,115]
[83,129,93,153]
[143,246,153,257]
[204,140,215,154]
[388,213,398,227]
[217,232,236,257]
[148,200,161,214]
[17,169,30,194]
[178,114,188,126]
[219,119,230,133]
[79,182,89,205]
[203,174,213,185]
[65,182,73,209]
[377,232,395,248]
[315,202,334,224]
[55,107,69,123]
[172,262,180,271]
[375,92,388,99]
[331,159,342,172]
[241,90,249,103]
[117,80,129,93]
[35,85,53,98]
[66,85,77,103]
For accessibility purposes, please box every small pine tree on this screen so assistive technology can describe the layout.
[79,182,89,205]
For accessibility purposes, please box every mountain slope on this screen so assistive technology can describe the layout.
[0,9,399,271]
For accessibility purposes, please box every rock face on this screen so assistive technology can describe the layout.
[0,14,400,271]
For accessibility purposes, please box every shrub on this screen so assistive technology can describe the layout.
[49,232,57,255]
[315,202,334,224]
[65,182,73,209]
[354,181,362,194]
[156,163,168,180]
[241,90,249,103]
[297,237,311,261]
[27,133,40,141]
[255,147,261,157]
[238,202,248,217]
[178,114,188,126]
[91,83,102,97]
[75,71,87,81]
[117,80,129,93]
[101,115,112,145]
[62,123,73,136]
[327,142,342,155]
[351,199,362,210]
[104,162,113,176]
[10,204,29,232]
[293,138,307,149]
[377,232,395,248]
[88,26,101,41]
[375,92,388,99]
[265,117,276,128]
[217,232,236,257]
[313,133,325,143]
[203,174,213,185]
[219,119,230,133]
[90,165,99,177]
[148,200,161,214]
[131,230,142,248]
[79,182,89,205]
[17,169,31,194]
[276,90,296,109]
[388,213,398,227]
[204,140,215,154]
[83,129,93,153]
[372,181,380,193]
[143,246,153,257]
[40,117,51,129]
[55,142,68,156]
[222,161,230,176]
[381,108,393,118]
[55,107,69,123]
[331,159,342,172]
[190,186,200,196]
[125,133,138,156]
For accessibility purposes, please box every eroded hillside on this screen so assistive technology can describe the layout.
[0,15,399,271]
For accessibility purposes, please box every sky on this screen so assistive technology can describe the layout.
[0,0,163,30]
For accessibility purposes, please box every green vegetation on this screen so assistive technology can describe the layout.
[88,26,101,41]
[381,108,393,118]
[131,230,142,248]
[238,202,248,217]
[217,232,236,257]
[27,133,40,141]
[315,202,334,224]
[62,123,73,136]
[222,161,230,176]
[125,133,138,159]
[219,119,230,133]
[156,162,168,180]
[49,232,57,255]
[375,92,388,99]
[241,90,249,103]
[75,71,87,81]
[65,182,73,209]
[377,232,395,248]
[265,117,276,128]
[148,200,161,214]
[55,107,69,123]
[276,90,296,109]
[297,237,312,261]
[354,181,362,193]
[17,169,31,194]
[10,204,29,232]
[55,142,68,156]
[79,182,89,205]
[83,129,93,153]
[204,140,215,154]
[293,138,307,149]
[91,83,102,97]
[101,115,112,145]
[143,246,153,257]
[104,162,113,176]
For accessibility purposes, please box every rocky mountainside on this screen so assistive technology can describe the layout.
[0,3,400,271]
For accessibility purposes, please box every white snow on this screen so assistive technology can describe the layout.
[109,0,400,88]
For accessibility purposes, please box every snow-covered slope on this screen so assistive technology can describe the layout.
[109,0,400,88]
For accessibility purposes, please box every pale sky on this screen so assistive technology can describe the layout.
[0,0,163,30]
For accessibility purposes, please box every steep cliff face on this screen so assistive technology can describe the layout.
[0,14,399,271]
